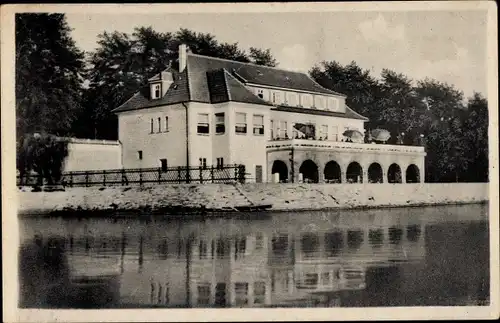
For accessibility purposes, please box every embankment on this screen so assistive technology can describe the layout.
[17,183,489,217]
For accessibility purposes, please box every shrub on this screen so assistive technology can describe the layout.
[17,133,69,185]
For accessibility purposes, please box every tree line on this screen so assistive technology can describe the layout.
[16,13,488,183]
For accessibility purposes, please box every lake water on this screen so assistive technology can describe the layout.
[18,203,490,308]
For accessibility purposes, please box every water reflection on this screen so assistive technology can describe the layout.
[19,204,489,308]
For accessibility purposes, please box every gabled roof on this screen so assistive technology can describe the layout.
[113,52,367,122]
[187,53,345,101]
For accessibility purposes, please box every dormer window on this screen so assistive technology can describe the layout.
[328,97,338,111]
[272,91,282,105]
[285,92,298,107]
[301,94,313,108]
[152,84,161,99]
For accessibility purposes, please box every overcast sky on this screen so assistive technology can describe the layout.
[66,9,488,98]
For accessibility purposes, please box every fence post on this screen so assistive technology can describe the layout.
[139,169,143,186]
[70,172,73,188]
[103,170,106,186]
[158,168,162,184]
[238,165,246,184]
[178,166,182,184]
[234,165,238,182]
[85,171,89,187]
[199,166,203,184]
[211,165,214,183]
[121,169,125,186]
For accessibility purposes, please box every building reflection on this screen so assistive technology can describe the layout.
[23,213,427,308]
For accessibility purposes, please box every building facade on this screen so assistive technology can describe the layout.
[113,45,426,183]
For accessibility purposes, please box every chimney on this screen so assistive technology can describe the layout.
[179,44,187,72]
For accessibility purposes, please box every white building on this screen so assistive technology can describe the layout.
[113,45,425,183]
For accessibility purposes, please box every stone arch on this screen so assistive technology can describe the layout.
[346,162,363,183]
[324,161,342,183]
[271,160,289,183]
[406,164,420,183]
[368,162,383,183]
[388,163,402,183]
[299,159,319,183]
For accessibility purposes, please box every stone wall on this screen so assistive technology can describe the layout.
[18,183,489,215]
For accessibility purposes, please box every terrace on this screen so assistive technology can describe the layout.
[266,138,426,155]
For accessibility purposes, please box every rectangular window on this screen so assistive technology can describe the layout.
[216,157,224,169]
[165,116,169,132]
[279,121,288,139]
[138,151,143,160]
[197,113,210,134]
[255,233,264,250]
[157,117,161,133]
[153,84,161,99]
[320,125,328,140]
[292,123,298,139]
[197,283,211,305]
[253,115,264,135]
[235,112,247,134]
[301,94,313,108]
[304,273,319,288]
[270,120,274,139]
[234,237,246,260]
[150,118,154,133]
[285,92,298,106]
[216,239,228,259]
[199,158,207,169]
[234,283,248,305]
[199,240,208,259]
[331,126,339,141]
[160,159,167,171]
[215,113,225,134]
[315,96,325,110]
[321,272,330,285]
[272,91,281,105]
[254,281,266,304]
[328,97,338,111]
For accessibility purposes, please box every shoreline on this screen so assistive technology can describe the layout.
[18,200,489,219]
[17,182,489,219]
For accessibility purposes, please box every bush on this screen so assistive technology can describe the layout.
[17,133,69,185]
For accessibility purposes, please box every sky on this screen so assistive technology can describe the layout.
[65,9,489,98]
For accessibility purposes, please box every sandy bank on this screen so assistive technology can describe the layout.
[17,182,489,217]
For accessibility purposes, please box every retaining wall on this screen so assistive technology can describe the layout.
[17,183,489,216]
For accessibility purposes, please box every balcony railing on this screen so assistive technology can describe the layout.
[266,138,426,154]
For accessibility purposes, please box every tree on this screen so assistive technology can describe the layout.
[378,69,427,145]
[18,133,69,186]
[461,93,489,182]
[16,13,85,139]
[309,59,488,183]
[81,27,279,140]
[309,61,382,130]
[415,79,467,182]
[249,47,277,67]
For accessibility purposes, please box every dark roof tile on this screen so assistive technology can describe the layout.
[187,54,345,101]
[271,105,368,121]
[112,69,189,113]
